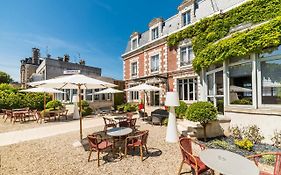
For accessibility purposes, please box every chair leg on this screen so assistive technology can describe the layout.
[178,160,184,175]
[140,146,143,161]
[144,145,148,153]
[97,150,100,167]
[124,146,127,157]
[88,150,92,162]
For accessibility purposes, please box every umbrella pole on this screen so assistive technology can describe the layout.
[78,85,83,141]
[43,93,46,118]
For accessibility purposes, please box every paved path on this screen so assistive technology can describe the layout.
[0,118,104,147]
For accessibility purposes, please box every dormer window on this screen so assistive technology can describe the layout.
[132,38,138,50]
[151,27,159,40]
[182,11,191,26]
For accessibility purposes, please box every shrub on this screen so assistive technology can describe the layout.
[208,140,229,149]
[81,100,89,108]
[185,101,218,141]
[231,126,242,139]
[118,103,138,112]
[231,98,252,105]
[46,100,62,110]
[271,130,281,148]
[235,138,254,151]
[82,107,93,116]
[117,104,125,111]
[242,125,264,144]
[162,118,168,126]
[175,101,188,119]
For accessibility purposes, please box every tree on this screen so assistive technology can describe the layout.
[0,71,12,84]
[185,101,218,141]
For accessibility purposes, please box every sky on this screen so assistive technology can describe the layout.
[0,0,182,82]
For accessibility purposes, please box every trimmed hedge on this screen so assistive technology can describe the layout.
[46,100,63,110]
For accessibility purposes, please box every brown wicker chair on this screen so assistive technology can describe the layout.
[124,130,149,161]
[247,152,281,175]
[87,133,113,166]
[4,110,13,122]
[178,137,209,175]
[103,117,117,132]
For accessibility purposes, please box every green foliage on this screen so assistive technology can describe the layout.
[185,101,218,124]
[167,0,281,72]
[162,118,168,126]
[235,138,254,151]
[261,154,276,166]
[242,125,264,144]
[0,84,51,110]
[231,126,242,140]
[175,101,188,119]
[271,130,281,148]
[208,139,230,149]
[118,103,138,112]
[80,100,93,116]
[217,99,224,114]
[46,100,62,110]
[114,93,125,107]
[0,71,12,83]
[231,98,252,105]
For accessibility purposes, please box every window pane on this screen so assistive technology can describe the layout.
[229,62,252,105]
[189,79,193,100]
[261,59,281,104]
[207,74,214,95]
[178,80,183,100]
[215,71,223,95]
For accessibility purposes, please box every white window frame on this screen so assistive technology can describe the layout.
[150,54,160,73]
[131,36,139,50]
[131,62,138,78]
[177,77,198,102]
[151,27,159,40]
[180,46,193,67]
[182,10,191,27]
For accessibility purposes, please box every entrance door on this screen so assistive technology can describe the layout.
[150,83,160,106]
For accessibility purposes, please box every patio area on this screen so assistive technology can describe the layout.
[0,117,185,175]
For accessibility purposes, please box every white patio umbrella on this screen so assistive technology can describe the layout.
[94,88,123,94]
[125,83,161,113]
[28,74,116,141]
[20,87,65,116]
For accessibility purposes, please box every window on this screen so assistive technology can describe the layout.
[131,62,137,77]
[261,58,281,104]
[229,62,253,105]
[180,46,193,66]
[151,55,159,72]
[132,38,138,50]
[182,11,191,26]
[129,85,139,101]
[151,27,159,40]
[86,89,92,101]
[94,89,100,101]
[178,78,197,101]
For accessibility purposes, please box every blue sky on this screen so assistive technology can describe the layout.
[0,0,181,82]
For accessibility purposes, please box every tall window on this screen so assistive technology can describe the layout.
[178,78,197,101]
[151,55,159,72]
[151,27,159,40]
[86,89,92,101]
[132,39,138,50]
[182,11,191,26]
[129,85,139,101]
[131,62,137,77]
[261,58,281,104]
[180,46,193,66]
[94,89,100,101]
[229,62,252,105]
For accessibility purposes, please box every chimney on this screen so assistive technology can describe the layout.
[32,48,40,65]
[63,54,70,62]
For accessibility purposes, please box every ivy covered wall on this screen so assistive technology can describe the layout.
[167,0,281,72]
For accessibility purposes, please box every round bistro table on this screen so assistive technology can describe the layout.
[199,149,259,175]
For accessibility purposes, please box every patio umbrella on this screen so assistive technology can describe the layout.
[125,83,161,113]
[20,87,65,116]
[29,74,116,141]
[94,87,123,94]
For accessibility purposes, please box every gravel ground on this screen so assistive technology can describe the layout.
[0,121,190,175]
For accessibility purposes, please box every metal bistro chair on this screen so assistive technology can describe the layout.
[87,133,113,167]
[178,137,209,175]
[103,117,117,132]
[247,152,281,175]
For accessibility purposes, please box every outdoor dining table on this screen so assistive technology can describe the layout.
[12,110,29,123]
[199,149,259,175]
[107,127,133,158]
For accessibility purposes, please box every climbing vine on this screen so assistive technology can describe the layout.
[167,0,281,72]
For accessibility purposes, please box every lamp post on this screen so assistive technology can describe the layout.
[72,95,80,120]
[165,92,180,143]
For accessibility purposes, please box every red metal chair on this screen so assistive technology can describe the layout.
[87,133,113,166]
[178,137,209,175]
[247,152,281,175]
[125,130,149,161]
